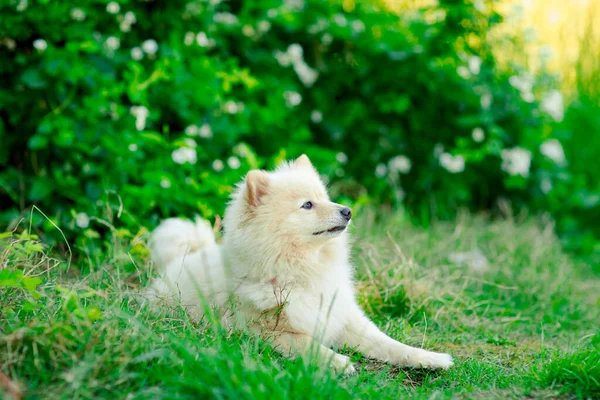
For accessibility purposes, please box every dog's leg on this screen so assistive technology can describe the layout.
[268,331,356,375]
[337,311,453,369]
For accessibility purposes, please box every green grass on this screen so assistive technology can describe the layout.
[1,210,599,399]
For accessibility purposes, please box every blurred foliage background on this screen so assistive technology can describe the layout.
[0,0,598,260]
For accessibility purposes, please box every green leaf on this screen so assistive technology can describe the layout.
[0,269,23,287]
[29,135,49,150]
[29,178,54,201]
[22,276,43,292]
[86,306,103,321]
[21,68,46,89]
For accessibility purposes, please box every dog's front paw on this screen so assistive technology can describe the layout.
[416,350,454,369]
[330,354,356,375]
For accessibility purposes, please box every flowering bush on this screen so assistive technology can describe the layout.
[0,0,595,253]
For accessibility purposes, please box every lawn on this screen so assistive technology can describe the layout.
[1,210,599,399]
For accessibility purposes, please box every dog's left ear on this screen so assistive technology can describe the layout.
[295,154,314,170]
[245,170,270,207]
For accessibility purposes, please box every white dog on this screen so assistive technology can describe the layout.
[146,155,453,374]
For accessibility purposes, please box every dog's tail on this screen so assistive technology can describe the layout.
[148,218,216,270]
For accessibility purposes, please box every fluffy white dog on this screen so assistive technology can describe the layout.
[146,155,453,374]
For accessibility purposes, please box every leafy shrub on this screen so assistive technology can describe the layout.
[0,0,595,253]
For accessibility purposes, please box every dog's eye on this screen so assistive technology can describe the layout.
[301,201,313,210]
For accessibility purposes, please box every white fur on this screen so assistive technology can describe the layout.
[145,155,453,373]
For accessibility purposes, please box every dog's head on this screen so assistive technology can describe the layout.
[225,155,351,246]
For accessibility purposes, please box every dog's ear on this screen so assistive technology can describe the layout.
[245,170,269,206]
[295,154,314,170]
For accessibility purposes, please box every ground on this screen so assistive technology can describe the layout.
[1,210,599,399]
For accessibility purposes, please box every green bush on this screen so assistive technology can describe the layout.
[0,0,596,254]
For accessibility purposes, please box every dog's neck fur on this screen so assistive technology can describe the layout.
[222,230,350,287]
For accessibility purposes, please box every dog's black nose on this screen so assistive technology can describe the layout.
[340,207,352,221]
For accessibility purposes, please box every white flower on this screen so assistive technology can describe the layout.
[311,110,323,123]
[284,91,302,107]
[257,20,271,33]
[124,11,136,23]
[71,8,86,21]
[457,66,470,79]
[474,0,487,12]
[3,38,16,50]
[288,44,303,61]
[480,92,492,109]
[199,123,213,138]
[106,2,120,14]
[214,12,238,25]
[184,32,195,46]
[509,74,534,93]
[142,39,158,55]
[185,177,194,185]
[120,21,131,33]
[540,139,566,165]
[267,9,278,18]
[130,106,149,131]
[375,163,387,178]
[440,153,465,173]
[212,159,224,171]
[540,177,552,194]
[33,39,47,51]
[171,147,197,165]
[131,47,143,60]
[336,152,348,164]
[293,61,318,87]
[468,56,482,75]
[322,33,333,45]
[105,36,120,51]
[509,74,535,103]
[120,13,135,32]
[75,213,90,229]
[274,50,292,67]
[223,100,242,114]
[284,0,305,10]
[160,178,171,189]
[185,124,199,136]
[472,127,485,143]
[308,18,329,34]
[128,143,138,151]
[242,25,255,37]
[351,20,365,34]
[184,138,197,148]
[501,147,532,177]
[233,144,249,157]
[227,156,241,169]
[540,90,564,122]
[388,155,412,174]
[333,14,347,27]
[522,91,535,103]
[196,32,209,47]
[17,0,28,12]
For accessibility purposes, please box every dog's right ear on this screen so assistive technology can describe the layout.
[245,170,269,207]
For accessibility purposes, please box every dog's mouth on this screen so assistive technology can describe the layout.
[312,225,347,236]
